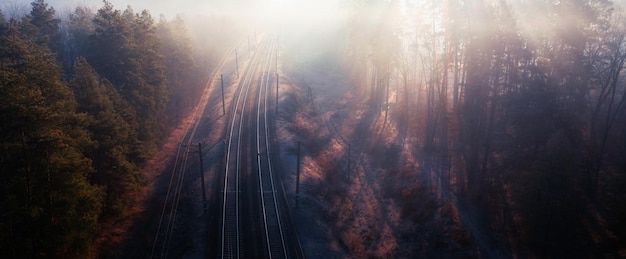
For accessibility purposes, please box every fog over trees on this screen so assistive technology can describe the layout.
[0,0,231,256]
[343,0,626,256]
[1,0,625,257]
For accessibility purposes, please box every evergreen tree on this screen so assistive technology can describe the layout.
[21,0,62,55]
[88,1,133,88]
[69,57,143,216]
[157,14,198,123]
[128,9,168,148]
[0,20,102,258]
[0,9,6,36]
[89,2,167,154]
[67,6,95,70]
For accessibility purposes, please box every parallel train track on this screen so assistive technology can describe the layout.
[220,35,291,259]
[149,44,238,259]
[148,33,301,259]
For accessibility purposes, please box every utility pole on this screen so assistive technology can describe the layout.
[295,141,301,209]
[276,73,279,114]
[276,35,279,75]
[248,35,251,56]
[384,77,390,125]
[276,48,278,74]
[275,34,280,75]
[235,49,239,79]
[197,143,207,212]
[348,143,352,179]
[220,74,225,115]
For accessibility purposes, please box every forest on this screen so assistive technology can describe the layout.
[341,0,626,256]
[1,0,626,257]
[0,0,214,257]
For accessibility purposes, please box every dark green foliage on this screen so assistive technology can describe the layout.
[20,0,62,55]
[88,2,167,152]
[0,0,201,256]
[0,10,6,36]
[69,58,143,216]
[157,14,199,123]
[0,21,102,258]
[87,1,131,88]
[66,6,95,69]
[127,9,168,148]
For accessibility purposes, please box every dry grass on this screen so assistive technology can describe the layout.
[287,86,477,257]
[278,27,478,257]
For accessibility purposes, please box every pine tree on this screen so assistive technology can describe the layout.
[89,2,168,155]
[88,1,133,88]
[157,14,198,124]
[129,9,168,148]
[0,20,102,258]
[21,0,62,55]
[0,9,6,36]
[69,57,143,216]
[67,6,95,69]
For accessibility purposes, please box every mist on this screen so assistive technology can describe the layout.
[4,0,625,258]
[3,0,345,23]
[4,0,256,18]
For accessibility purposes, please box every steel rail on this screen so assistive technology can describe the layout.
[221,36,272,259]
[256,38,289,258]
[150,43,239,259]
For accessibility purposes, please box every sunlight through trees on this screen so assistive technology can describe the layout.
[342,0,626,256]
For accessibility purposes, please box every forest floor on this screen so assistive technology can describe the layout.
[274,23,480,257]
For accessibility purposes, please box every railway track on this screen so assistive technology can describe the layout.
[219,34,298,258]
[147,32,301,258]
[149,44,238,259]
[256,40,289,258]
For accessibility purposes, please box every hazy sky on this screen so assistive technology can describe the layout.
[4,0,263,19]
[3,0,342,20]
